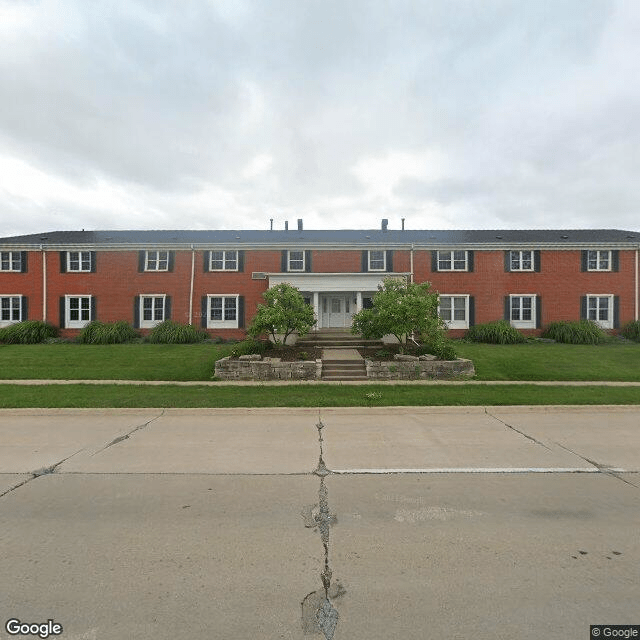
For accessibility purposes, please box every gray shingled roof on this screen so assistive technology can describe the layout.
[1,228,638,248]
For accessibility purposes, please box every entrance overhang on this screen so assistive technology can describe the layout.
[267,272,409,292]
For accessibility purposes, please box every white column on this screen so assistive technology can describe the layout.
[356,291,362,313]
[313,292,320,330]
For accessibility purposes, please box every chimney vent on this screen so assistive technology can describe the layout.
[270,218,273,231]
[381,218,389,231]
[285,220,289,231]
[401,218,405,231]
[297,218,303,231]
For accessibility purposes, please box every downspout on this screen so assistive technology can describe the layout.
[189,244,195,325]
[41,245,47,321]
[636,247,638,321]
[410,243,414,283]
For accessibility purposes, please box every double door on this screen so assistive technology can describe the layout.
[320,295,354,328]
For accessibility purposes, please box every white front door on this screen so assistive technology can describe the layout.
[321,295,354,328]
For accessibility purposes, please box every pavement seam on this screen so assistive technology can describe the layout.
[93,409,166,455]
[483,407,552,450]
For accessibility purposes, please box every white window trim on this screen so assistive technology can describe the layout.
[510,294,536,329]
[145,251,169,272]
[587,250,612,272]
[0,294,23,327]
[586,294,614,329]
[209,250,238,272]
[207,294,239,329]
[437,250,468,272]
[288,250,305,272]
[510,250,534,272]
[0,251,22,272]
[65,295,92,329]
[67,251,91,272]
[140,294,166,328]
[368,250,386,272]
[438,294,470,330]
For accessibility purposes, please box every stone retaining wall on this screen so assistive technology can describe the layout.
[366,356,475,380]
[215,355,322,381]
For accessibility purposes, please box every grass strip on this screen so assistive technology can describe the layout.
[2,383,640,408]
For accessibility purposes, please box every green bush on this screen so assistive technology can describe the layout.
[420,335,458,360]
[621,320,640,342]
[78,321,139,344]
[465,320,526,344]
[230,339,271,357]
[0,320,58,344]
[542,320,607,344]
[146,321,209,344]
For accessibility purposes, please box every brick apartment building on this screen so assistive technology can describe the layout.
[1,221,638,339]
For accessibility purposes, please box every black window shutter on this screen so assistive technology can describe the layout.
[613,296,620,329]
[238,250,245,272]
[581,251,588,272]
[60,251,67,273]
[138,251,146,272]
[21,296,28,321]
[21,251,28,273]
[386,250,393,272]
[281,250,288,272]
[238,296,245,328]
[431,251,438,272]
[504,296,511,321]
[535,296,542,329]
[363,297,373,309]
[90,251,97,273]
[133,297,140,328]
[203,251,210,272]
[504,251,511,272]
[201,297,208,328]
[167,252,175,272]
[361,251,368,273]
[612,250,619,272]
[467,251,474,272]
[534,251,541,273]
[59,297,66,328]
[468,297,475,327]
[91,297,96,322]
[164,296,171,320]
[580,296,587,320]
[305,250,312,272]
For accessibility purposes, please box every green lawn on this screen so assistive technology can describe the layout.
[1,383,640,408]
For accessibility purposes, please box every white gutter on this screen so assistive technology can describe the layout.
[41,245,47,321]
[189,244,195,325]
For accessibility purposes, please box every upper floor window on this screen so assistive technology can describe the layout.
[0,295,23,326]
[368,250,386,271]
[438,295,470,329]
[288,250,305,272]
[437,250,469,271]
[209,250,238,271]
[0,251,24,272]
[510,251,533,271]
[587,250,610,271]
[145,251,169,271]
[68,251,91,272]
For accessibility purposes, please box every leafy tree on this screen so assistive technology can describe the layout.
[351,277,447,352]
[247,283,316,345]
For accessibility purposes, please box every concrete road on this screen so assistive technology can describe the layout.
[0,407,638,640]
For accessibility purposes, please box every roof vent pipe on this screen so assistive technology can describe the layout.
[297,218,303,231]
[381,218,388,231]
[270,218,273,231]
[285,221,289,231]
[401,218,405,231]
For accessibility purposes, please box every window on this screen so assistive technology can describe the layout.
[288,250,305,272]
[586,295,614,329]
[0,252,22,272]
[145,251,169,271]
[65,296,92,329]
[140,295,166,328]
[509,295,536,329]
[587,250,611,271]
[207,295,239,328]
[67,251,92,272]
[209,250,238,271]
[368,250,386,271]
[0,296,22,326]
[437,250,468,271]
[438,295,470,329]
[510,251,534,271]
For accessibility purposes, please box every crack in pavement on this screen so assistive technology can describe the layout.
[554,442,639,489]
[0,449,84,499]
[93,409,166,455]
[484,408,552,450]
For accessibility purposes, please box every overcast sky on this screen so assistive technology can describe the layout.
[0,0,638,237]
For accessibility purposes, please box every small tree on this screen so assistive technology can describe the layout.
[351,277,446,352]
[247,283,316,345]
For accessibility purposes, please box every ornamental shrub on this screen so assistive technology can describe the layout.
[229,339,271,357]
[0,320,58,344]
[621,320,640,342]
[78,321,139,344]
[542,320,607,344]
[146,320,209,344]
[465,320,526,344]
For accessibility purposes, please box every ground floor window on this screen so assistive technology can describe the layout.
[438,295,470,329]
[509,295,536,329]
[66,295,92,328]
[586,295,613,329]
[207,295,239,328]
[140,295,166,328]
[0,295,22,326]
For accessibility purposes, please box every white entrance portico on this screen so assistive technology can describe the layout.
[267,272,407,330]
